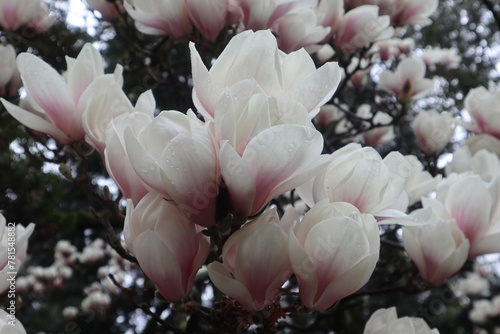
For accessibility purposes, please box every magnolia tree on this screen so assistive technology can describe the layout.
[1,0,500,333]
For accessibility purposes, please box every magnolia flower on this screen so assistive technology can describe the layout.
[316,0,344,40]
[85,0,125,21]
[464,81,500,138]
[124,0,192,37]
[82,78,154,156]
[378,57,433,103]
[0,214,35,294]
[1,43,122,144]
[457,272,491,297]
[404,155,441,205]
[123,110,219,227]
[289,200,379,311]
[390,0,439,27]
[103,97,155,204]
[124,192,209,301]
[403,217,469,286]
[0,44,22,97]
[421,47,461,70]
[190,30,341,121]
[446,147,500,181]
[186,0,233,42]
[0,310,26,334]
[207,207,293,311]
[298,143,410,217]
[373,38,415,61]
[422,173,500,258]
[214,91,326,217]
[466,134,500,157]
[334,5,394,54]
[364,307,439,334]
[272,6,331,53]
[238,0,299,31]
[0,0,54,33]
[413,110,455,155]
[469,299,496,325]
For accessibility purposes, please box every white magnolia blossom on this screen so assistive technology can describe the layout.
[364,307,439,334]
[421,47,461,70]
[413,110,455,155]
[446,147,500,181]
[378,57,434,103]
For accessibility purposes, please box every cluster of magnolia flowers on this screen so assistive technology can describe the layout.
[83,0,438,53]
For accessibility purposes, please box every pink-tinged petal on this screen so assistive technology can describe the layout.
[303,218,370,297]
[190,42,222,120]
[67,43,104,104]
[242,124,323,214]
[207,261,257,311]
[80,75,132,154]
[160,134,218,227]
[17,53,75,136]
[288,229,318,308]
[219,141,256,216]
[1,98,72,144]
[104,113,153,203]
[133,230,186,301]
[445,177,492,243]
[123,127,165,196]
[233,222,289,309]
[313,252,378,311]
[187,0,226,42]
[279,62,341,118]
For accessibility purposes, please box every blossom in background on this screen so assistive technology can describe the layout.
[289,200,379,311]
[0,213,35,294]
[190,30,341,121]
[465,134,500,157]
[457,272,491,297]
[334,5,394,54]
[422,173,500,258]
[0,0,54,33]
[445,147,500,181]
[390,0,439,27]
[373,38,415,61]
[378,57,434,103]
[186,0,238,42]
[84,0,125,21]
[422,47,461,70]
[403,217,469,286]
[272,5,331,53]
[207,208,293,311]
[123,110,219,227]
[237,0,299,31]
[1,43,122,145]
[364,307,439,334]
[413,109,455,155]
[464,81,500,138]
[0,44,22,97]
[124,0,192,37]
[124,192,209,301]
